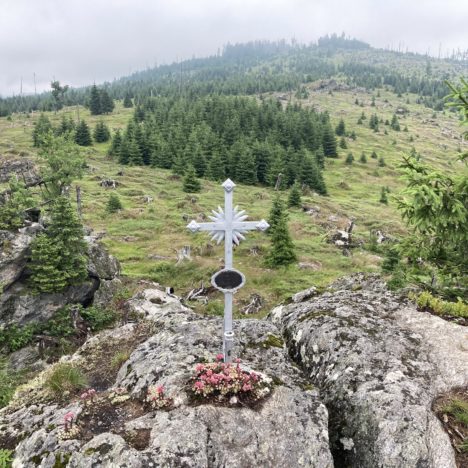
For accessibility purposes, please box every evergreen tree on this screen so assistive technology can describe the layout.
[359,152,367,163]
[236,149,257,185]
[287,182,302,208]
[350,131,357,140]
[127,138,143,165]
[0,177,34,230]
[56,115,75,136]
[108,129,122,157]
[378,156,386,167]
[30,196,87,292]
[33,114,52,147]
[206,150,225,181]
[390,114,401,131]
[123,93,133,108]
[335,118,346,136]
[29,234,67,293]
[267,195,284,236]
[106,193,123,213]
[315,146,325,169]
[100,90,115,114]
[371,96,376,107]
[93,121,111,143]
[183,165,201,193]
[300,157,327,195]
[339,137,347,149]
[266,200,297,267]
[379,187,388,204]
[322,124,338,157]
[75,120,92,146]
[345,153,354,165]
[371,150,378,159]
[89,84,102,115]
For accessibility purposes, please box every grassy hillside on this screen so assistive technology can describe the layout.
[0,82,466,316]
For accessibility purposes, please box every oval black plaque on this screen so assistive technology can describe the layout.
[211,268,245,292]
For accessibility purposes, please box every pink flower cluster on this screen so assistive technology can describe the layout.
[191,357,265,400]
[146,385,171,409]
[63,411,75,431]
[80,388,96,405]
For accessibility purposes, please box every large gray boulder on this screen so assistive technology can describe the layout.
[0,230,120,327]
[270,273,468,468]
[2,287,333,468]
[0,225,41,292]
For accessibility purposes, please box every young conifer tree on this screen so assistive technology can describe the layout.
[93,121,111,143]
[106,193,123,213]
[29,233,67,293]
[379,187,389,204]
[29,196,87,292]
[183,165,201,193]
[267,195,284,236]
[75,120,92,146]
[287,182,302,208]
[266,199,297,267]
[123,93,133,108]
[335,118,346,136]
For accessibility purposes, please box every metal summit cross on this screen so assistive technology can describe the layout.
[187,179,269,363]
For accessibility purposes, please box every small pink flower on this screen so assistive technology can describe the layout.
[64,411,74,422]
[195,363,205,372]
[242,383,252,392]
[216,353,224,361]
[80,391,88,400]
[194,381,205,390]
[156,385,164,394]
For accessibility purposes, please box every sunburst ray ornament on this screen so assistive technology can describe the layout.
[186,179,269,363]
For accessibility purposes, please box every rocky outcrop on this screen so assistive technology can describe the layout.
[270,273,468,468]
[0,230,120,327]
[0,157,39,184]
[1,287,333,468]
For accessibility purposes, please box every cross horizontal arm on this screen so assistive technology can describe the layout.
[187,220,225,233]
[232,220,270,232]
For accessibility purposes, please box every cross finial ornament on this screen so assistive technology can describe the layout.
[187,179,269,362]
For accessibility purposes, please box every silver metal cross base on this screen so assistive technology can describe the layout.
[186,179,269,362]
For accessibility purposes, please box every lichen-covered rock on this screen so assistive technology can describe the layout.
[0,279,99,327]
[92,278,123,308]
[0,231,120,326]
[270,273,468,468]
[0,225,40,292]
[2,288,333,468]
[86,236,120,280]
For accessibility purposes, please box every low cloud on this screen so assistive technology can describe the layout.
[1,0,467,96]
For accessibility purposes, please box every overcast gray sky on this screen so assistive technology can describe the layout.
[1,0,467,97]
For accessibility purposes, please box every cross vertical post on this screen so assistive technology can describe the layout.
[187,179,269,363]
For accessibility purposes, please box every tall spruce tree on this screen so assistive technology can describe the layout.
[75,120,92,146]
[300,157,327,195]
[100,90,115,114]
[322,124,338,157]
[89,84,102,115]
[207,150,225,181]
[108,129,122,157]
[266,201,297,267]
